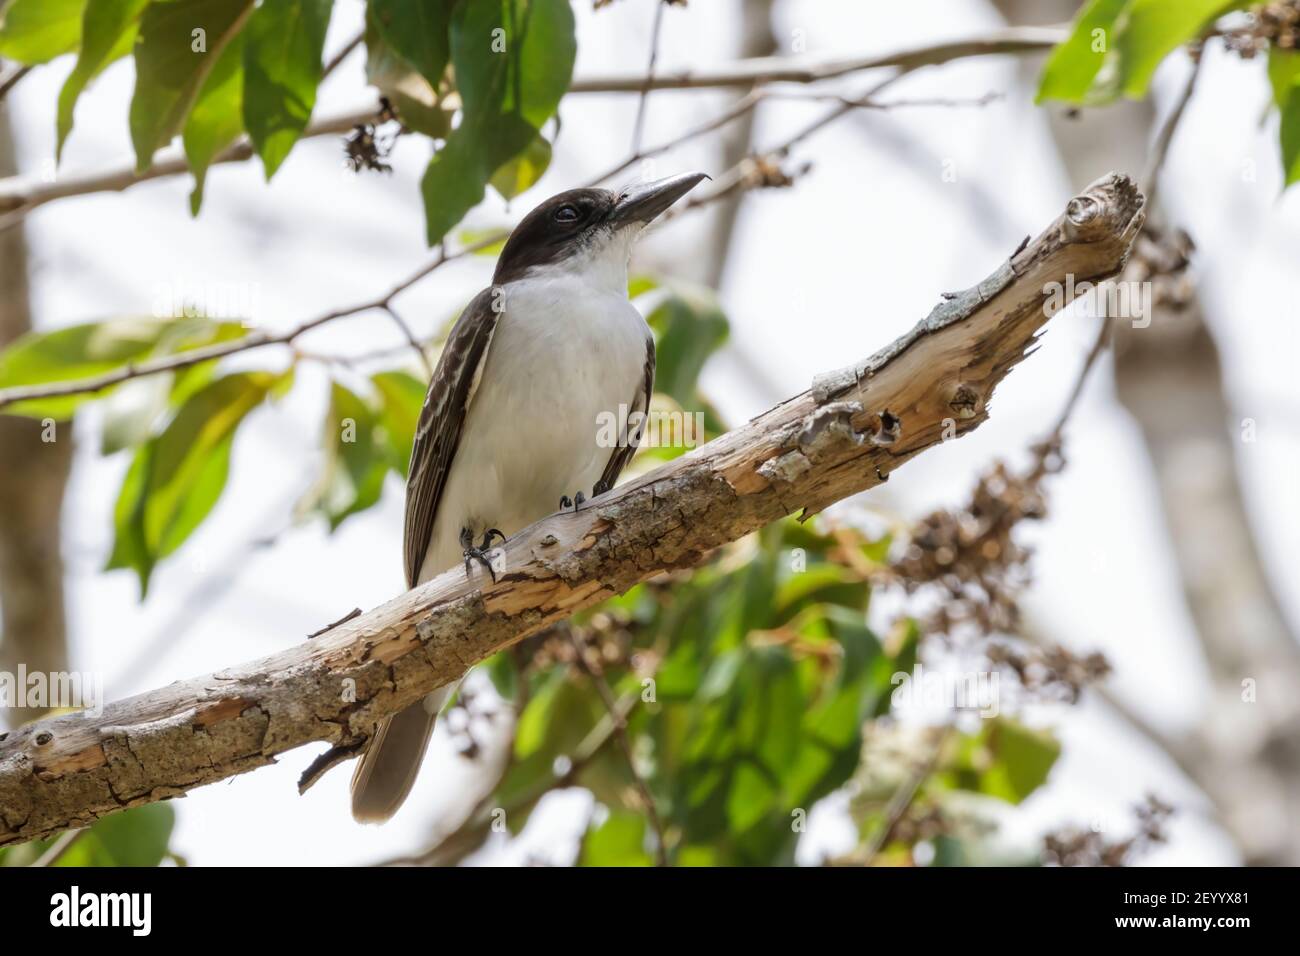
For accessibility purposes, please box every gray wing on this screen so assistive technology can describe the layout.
[594,332,655,496]
[403,288,499,589]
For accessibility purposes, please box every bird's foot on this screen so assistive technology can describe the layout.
[559,491,587,512]
[461,526,505,582]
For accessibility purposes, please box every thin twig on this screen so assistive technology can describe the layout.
[320,31,365,83]
[382,305,433,378]
[0,230,506,411]
[31,828,85,867]
[306,607,362,639]
[567,630,668,866]
[630,0,668,154]
[1141,54,1203,211]
[0,64,31,101]
[1044,315,1113,445]
[594,88,764,186]
[0,158,779,411]
[0,26,1067,224]
[859,724,952,865]
[377,689,641,866]
[1039,57,1199,448]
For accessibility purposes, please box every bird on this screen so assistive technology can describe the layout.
[350,171,709,822]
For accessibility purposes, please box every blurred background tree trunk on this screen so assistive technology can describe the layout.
[994,0,1300,865]
[0,95,73,728]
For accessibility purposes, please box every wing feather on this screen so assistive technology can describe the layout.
[594,332,655,497]
[403,288,499,588]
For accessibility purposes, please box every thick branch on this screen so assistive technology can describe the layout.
[0,174,1143,846]
[0,26,1063,226]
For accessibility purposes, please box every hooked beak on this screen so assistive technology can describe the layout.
[609,172,710,227]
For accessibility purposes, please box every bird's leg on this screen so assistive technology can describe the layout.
[558,490,587,512]
[461,525,503,583]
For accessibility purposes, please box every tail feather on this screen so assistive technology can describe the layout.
[350,685,454,823]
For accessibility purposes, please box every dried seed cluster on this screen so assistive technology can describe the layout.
[1128,226,1196,315]
[985,641,1112,705]
[1223,0,1300,57]
[1043,795,1175,867]
[889,457,1054,641]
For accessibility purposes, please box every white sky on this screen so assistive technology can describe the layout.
[5,0,1297,865]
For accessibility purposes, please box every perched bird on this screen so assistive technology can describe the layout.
[350,172,709,822]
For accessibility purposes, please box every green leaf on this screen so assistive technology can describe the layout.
[1114,0,1241,99]
[183,29,246,214]
[371,369,426,477]
[108,370,272,595]
[106,441,154,593]
[369,0,452,90]
[56,0,149,159]
[1035,0,1128,104]
[726,761,778,833]
[646,286,729,408]
[0,0,84,64]
[579,811,652,866]
[363,7,451,139]
[100,374,173,454]
[129,0,254,172]
[242,0,331,180]
[299,381,389,531]
[1268,48,1300,186]
[62,803,176,866]
[145,370,272,552]
[420,0,575,245]
[489,132,551,200]
[1268,48,1300,110]
[1,803,177,867]
[1282,92,1300,186]
[952,718,1061,805]
[0,316,249,420]
[0,316,170,419]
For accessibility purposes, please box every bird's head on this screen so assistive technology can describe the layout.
[493,172,709,289]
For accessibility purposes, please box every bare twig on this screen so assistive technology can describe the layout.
[30,828,85,867]
[1039,58,1202,448]
[320,31,365,83]
[567,25,1066,92]
[0,230,506,412]
[567,630,668,866]
[630,0,668,154]
[1141,54,1203,211]
[860,724,952,865]
[0,26,1066,224]
[378,689,639,866]
[0,160,785,412]
[382,305,433,378]
[0,65,31,102]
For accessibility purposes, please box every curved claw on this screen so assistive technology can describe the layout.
[558,491,587,513]
[461,525,501,583]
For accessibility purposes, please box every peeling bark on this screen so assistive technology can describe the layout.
[0,175,1144,847]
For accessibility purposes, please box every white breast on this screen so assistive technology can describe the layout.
[417,268,649,583]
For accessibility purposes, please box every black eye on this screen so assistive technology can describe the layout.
[554,204,579,223]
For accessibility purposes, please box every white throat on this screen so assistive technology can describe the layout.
[522,222,643,297]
